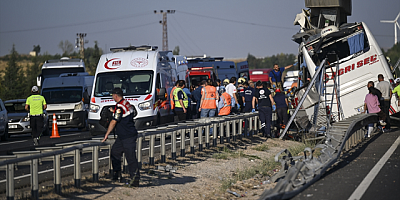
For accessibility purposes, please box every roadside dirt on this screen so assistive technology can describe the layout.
[6,136,305,200]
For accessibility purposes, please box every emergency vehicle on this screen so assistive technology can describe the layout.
[88,45,177,135]
[173,55,188,81]
[292,0,399,120]
[249,69,272,83]
[186,57,249,87]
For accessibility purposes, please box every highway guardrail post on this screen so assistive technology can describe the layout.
[92,146,99,182]
[6,163,14,200]
[219,120,224,144]
[198,125,203,151]
[31,158,39,199]
[108,144,113,174]
[149,134,155,165]
[213,121,218,146]
[239,118,243,140]
[226,119,231,143]
[122,153,128,173]
[205,124,210,148]
[190,125,195,154]
[232,117,237,141]
[137,136,143,169]
[249,114,254,137]
[180,128,186,157]
[74,148,81,188]
[161,132,166,163]
[172,129,177,160]
[54,154,61,194]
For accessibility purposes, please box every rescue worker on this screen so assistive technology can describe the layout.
[392,78,400,106]
[269,63,294,91]
[237,77,246,112]
[102,88,140,187]
[218,87,232,116]
[226,77,240,113]
[192,80,206,118]
[243,81,255,112]
[273,88,289,137]
[252,81,275,138]
[199,79,218,118]
[170,80,180,111]
[173,80,189,121]
[25,86,47,146]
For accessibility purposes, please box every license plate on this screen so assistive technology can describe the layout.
[9,124,17,129]
[57,121,66,125]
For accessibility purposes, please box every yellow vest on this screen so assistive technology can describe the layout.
[173,88,188,108]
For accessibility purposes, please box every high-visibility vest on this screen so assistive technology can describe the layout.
[201,86,217,109]
[173,87,188,108]
[170,86,176,110]
[219,92,231,116]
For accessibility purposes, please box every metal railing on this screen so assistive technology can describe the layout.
[0,112,263,200]
[259,113,379,200]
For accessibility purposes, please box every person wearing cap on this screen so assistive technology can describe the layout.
[392,78,400,106]
[25,86,47,145]
[101,88,140,187]
[269,63,294,91]
[273,88,289,137]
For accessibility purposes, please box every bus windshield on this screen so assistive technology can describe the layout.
[94,70,153,97]
[42,68,85,79]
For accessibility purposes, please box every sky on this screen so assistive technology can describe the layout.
[0,0,399,59]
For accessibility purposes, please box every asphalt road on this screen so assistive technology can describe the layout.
[293,125,400,200]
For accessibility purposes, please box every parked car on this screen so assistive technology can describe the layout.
[0,99,8,141]
[4,99,49,137]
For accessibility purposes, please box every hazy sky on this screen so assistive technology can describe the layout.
[1,0,399,59]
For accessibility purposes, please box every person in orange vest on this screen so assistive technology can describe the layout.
[169,80,179,110]
[199,79,218,118]
[218,87,234,116]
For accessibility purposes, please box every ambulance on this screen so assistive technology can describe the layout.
[88,45,177,135]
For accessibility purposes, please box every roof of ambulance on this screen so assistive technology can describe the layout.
[96,49,160,73]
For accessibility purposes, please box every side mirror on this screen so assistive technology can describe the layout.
[83,91,90,104]
[158,88,167,100]
[36,76,42,87]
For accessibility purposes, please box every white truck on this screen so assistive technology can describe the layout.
[41,73,94,130]
[88,45,177,135]
[292,0,399,121]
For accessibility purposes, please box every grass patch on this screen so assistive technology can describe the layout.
[221,158,280,191]
[252,144,269,151]
[212,146,261,161]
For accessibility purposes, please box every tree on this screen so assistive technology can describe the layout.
[246,53,297,70]
[173,46,180,55]
[58,40,74,56]
[84,41,102,75]
[383,42,400,76]
[33,45,41,55]
[0,45,27,100]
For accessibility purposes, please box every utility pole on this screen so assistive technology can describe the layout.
[75,33,88,59]
[154,10,175,51]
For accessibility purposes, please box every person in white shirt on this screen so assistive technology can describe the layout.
[376,74,392,131]
[225,77,240,112]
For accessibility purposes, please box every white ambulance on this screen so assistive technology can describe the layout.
[88,46,177,135]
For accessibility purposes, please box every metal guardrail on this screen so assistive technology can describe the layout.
[259,113,379,200]
[0,112,262,200]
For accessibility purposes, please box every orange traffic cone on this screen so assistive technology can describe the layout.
[50,113,60,138]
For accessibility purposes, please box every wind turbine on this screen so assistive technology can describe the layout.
[380,11,400,45]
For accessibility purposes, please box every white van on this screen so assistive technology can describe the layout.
[41,73,94,130]
[88,46,177,135]
[37,57,86,87]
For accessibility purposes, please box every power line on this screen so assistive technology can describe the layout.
[89,22,158,35]
[0,12,152,34]
[177,10,298,31]
[169,23,196,55]
[170,15,204,53]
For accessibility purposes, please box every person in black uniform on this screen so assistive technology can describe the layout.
[243,82,254,112]
[252,81,276,138]
[102,88,140,187]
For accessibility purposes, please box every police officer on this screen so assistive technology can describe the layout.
[252,81,275,138]
[173,80,189,121]
[102,88,140,187]
[25,86,47,146]
[242,81,254,112]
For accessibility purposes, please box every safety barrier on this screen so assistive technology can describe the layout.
[0,112,264,200]
[259,113,379,200]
